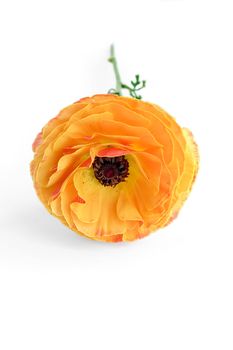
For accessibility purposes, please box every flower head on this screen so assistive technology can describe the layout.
[31,94,199,242]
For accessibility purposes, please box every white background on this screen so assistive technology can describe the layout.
[0,0,233,349]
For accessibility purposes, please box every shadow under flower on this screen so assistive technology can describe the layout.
[3,202,127,250]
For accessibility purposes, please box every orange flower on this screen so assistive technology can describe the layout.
[30,94,199,242]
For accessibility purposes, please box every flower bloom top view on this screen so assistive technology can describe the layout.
[31,93,199,242]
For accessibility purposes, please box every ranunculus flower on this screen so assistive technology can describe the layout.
[30,94,199,242]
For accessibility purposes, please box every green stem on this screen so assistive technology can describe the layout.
[108,44,122,95]
[108,45,146,99]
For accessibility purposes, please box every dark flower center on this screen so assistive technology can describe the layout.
[92,155,129,187]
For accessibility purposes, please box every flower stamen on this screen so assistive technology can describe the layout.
[93,155,129,187]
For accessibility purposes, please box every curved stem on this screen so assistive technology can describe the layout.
[108,44,122,95]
